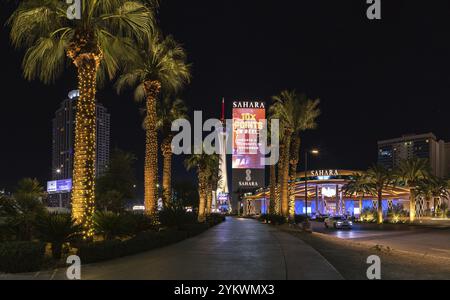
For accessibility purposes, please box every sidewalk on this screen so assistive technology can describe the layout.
[1,218,342,280]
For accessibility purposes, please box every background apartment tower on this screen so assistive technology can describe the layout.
[378,133,450,178]
[49,90,110,207]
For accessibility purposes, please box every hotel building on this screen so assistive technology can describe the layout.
[378,133,450,178]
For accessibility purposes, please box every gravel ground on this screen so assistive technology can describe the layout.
[282,227,450,280]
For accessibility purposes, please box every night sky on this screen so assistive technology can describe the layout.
[1,0,450,194]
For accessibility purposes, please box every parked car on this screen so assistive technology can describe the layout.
[324,216,353,229]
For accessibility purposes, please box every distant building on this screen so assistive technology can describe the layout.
[378,133,450,178]
[49,90,110,207]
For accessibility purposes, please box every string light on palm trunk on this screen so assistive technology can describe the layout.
[71,51,102,239]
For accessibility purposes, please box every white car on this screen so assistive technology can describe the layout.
[324,217,353,229]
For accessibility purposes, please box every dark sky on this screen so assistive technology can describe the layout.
[1,0,450,192]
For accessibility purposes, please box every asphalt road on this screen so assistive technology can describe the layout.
[311,221,450,259]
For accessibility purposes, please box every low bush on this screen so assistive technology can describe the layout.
[0,241,46,273]
[180,223,209,237]
[158,205,197,229]
[260,214,286,225]
[294,215,309,224]
[77,225,208,264]
[205,214,226,227]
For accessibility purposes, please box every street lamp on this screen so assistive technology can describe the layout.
[304,149,319,218]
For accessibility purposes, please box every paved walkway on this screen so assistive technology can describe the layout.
[2,218,342,280]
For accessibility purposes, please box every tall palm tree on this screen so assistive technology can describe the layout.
[156,97,188,208]
[288,96,320,219]
[205,155,220,216]
[266,113,280,215]
[430,178,449,217]
[366,164,393,224]
[270,91,321,219]
[8,0,157,237]
[270,91,295,218]
[185,154,213,222]
[342,173,374,220]
[116,34,191,215]
[395,158,431,222]
[416,176,449,217]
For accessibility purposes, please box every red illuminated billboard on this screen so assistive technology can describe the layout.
[232,101,266,170]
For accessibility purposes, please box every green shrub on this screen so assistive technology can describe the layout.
[120,213,158,236]
[158,204,197,229]
[77,224,213,264]
[261,214,286,225]
[205,214,226,227]
[294,215,309,224]
[93,211,127,240]
[180,223,209,237]
[0,241,46,273]
[35,213,82,259]
[77,239,125,264]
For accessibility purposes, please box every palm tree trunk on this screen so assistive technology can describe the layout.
[281,136,292,218]
[269,163,276,214]
[410,188,416,222]
[198,170,207,222]
[289,136,301,219]
[143,80,161,215]
[161,136,173,208]
[276,143,285,215]
[377,189,383,224]
[71,53,101,237]
[206,184,213,216]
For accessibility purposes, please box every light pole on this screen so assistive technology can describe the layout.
[304,149,319,218]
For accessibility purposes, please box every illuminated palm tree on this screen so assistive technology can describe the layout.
[205,155,220,216]
[366,164,393,224]
[395,158,431,222]
[343,173,374,220]
[185,153,215,222]
[270,91,295,218]
[156,96,188,208]
[116,34,191,215]
[270,91,321,219]
[7,0,156,237]
[288,95,320,219]
[416,176,448,217]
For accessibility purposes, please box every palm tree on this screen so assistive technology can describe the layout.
[342,173,374,220]
[270,91,295,218]
[8,0,157,237]
[266,113,280,215]
[0,179,46,241]
[36,213,82,259]
[288,96,320,219]
[156,97,189,208]
[205,155,220,216]
[270,91,321,219]
[417,176,449,217]
[116,34,191,216]
[185,154,210,222]
[395,158,431,222]
[366,164,393,224]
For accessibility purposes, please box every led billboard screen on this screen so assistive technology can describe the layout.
[232,101,266,169]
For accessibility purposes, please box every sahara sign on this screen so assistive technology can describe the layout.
[310,170,340,177]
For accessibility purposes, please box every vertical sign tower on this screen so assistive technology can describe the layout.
[232,101,266,214]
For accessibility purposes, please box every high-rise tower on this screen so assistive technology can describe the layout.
[214,98,231,212]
